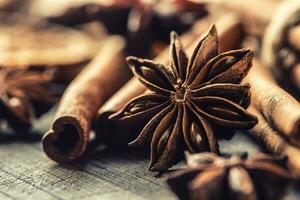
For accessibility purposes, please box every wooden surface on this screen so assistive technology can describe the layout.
[0,107,284,200]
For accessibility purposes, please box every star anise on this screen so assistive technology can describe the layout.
[110,25,258,171]
[0,68,58,130]
[166,152,292,200]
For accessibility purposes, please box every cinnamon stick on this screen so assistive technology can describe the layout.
[244,59,300,146]
[95,13,245,145]
[42,36,131,163]
[248,106,300,176]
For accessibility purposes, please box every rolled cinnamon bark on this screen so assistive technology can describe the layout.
[244,59,300,146]
[248,106,300,176]
[95,13,245,145]
[43,36,131,163]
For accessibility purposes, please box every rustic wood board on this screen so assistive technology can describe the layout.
[1,107,293,200]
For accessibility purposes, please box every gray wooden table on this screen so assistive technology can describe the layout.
[0,107,287,200]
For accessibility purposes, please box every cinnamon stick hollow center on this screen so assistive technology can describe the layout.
[42,36,131,163]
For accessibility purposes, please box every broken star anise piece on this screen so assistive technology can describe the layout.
[0,68,58,130]
[111,25,258,171]
[166,152,292,200]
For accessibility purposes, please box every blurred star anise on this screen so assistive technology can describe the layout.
[111,25,258,171]
[167,152,292,200]
[0,68,57,130]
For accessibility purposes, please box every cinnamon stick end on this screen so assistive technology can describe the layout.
[42,117,86,163]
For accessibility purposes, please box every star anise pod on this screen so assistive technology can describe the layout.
[111,25,258,171]
[0,68,58,130]
[166,152,292,200]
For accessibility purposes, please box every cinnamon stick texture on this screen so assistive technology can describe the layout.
[244,59,300,146]
[43,36,131,163]
[95,13,245,145]
[248,106,300,176]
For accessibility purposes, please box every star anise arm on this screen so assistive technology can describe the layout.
[245,161,292,178]
[0,96,34,129]
[129,101,175,147]
[6,70,57,103]
[209,50,253,84]
[0,68,59,130]
[166,168,202,200]
[244,160,292,200]
[186,152,218,167]
[190,167,227,200]
[191,49,253,87]
[126,56,175,95]
[205,55,237,80]
[189,106,220,154]
[110,93,169,122]
[190,97,258,128]
[149,104,178,170]
[184,25,218,86]
[227,166,257,200]
[170,31,188,82]
[247,154,287,166]
[183,104,219,153]
[150,104,184,171]
[182,105,209,152]
[191,83,251,107]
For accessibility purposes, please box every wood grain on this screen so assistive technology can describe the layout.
[0,109,284,200]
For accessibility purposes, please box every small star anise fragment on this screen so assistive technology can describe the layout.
[111,25,258,171]
[0,68,58,130]
[166,152,293,200]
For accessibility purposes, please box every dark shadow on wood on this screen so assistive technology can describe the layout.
[0,132,42,144]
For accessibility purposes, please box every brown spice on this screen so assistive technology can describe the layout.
[109,25,256,172]
[42,36,131,163]
[94,14,245,148]
[97,16,214,116]
[96,13,244,124]
[243,59,300,146]
[248,106,300,177]
[167,152,292,200]
[0,68,57,130]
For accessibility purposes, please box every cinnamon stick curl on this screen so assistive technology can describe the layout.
[43,36,131,163]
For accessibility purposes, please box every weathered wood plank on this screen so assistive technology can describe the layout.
[0,109,272,200]
[0,140,176,200]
